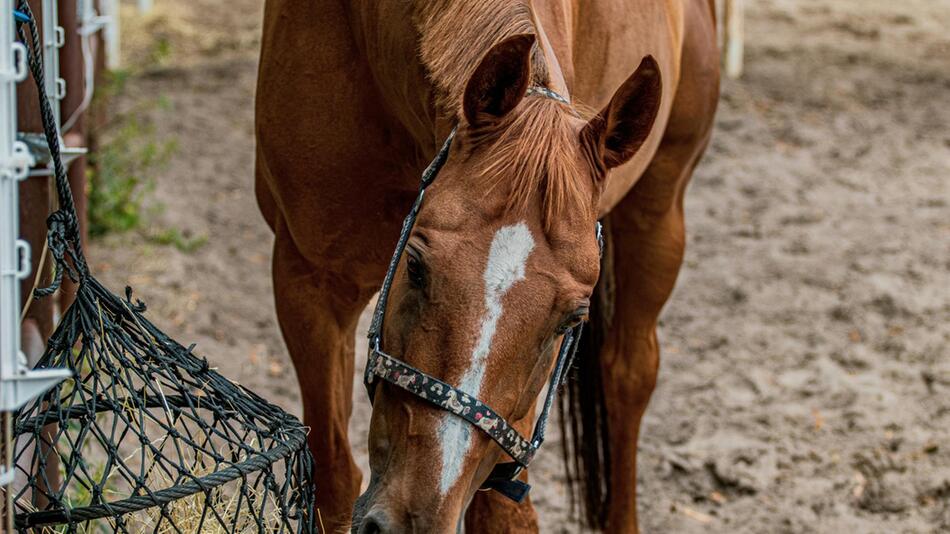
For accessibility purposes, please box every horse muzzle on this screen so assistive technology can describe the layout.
[353,483,463,534]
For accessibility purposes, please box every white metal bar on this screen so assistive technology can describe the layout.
[723,0,745,79]
[102,0,120,69]
[41,0,63,128]
[1,6,19,500]
[1,0,71,494]
[79,0,110,36]
[1,0,69,415]
[0,0,21,416]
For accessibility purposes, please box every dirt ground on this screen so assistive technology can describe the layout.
[87,0,949,531]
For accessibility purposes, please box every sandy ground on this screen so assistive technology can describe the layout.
[87,0,949,531]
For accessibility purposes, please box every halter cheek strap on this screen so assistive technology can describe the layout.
[364,87,600,503]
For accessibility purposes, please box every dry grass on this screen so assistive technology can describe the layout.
[17,419,286,533]
[124,441,284,534]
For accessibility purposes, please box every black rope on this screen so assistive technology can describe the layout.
[16,0,88,297]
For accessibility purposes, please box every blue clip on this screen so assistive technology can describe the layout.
[13,9,30,24]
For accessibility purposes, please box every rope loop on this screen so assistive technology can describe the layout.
[33,209,90,297]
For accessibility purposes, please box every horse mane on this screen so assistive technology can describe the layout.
[416,0,593,231]
[416,0,543,115]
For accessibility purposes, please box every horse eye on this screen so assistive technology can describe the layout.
[558,307,589,333]
[406,251,426,288]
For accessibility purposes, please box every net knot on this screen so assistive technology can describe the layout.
[33,209,88,298]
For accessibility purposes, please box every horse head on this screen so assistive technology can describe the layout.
[354,34,662,533]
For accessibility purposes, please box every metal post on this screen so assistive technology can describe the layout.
[1,0,70,494]
[101,0,119,69]
[724,0,745,79]
[41,0,63,127]
[59,0,88,313]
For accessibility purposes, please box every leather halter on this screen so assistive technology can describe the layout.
[364,87,602,503]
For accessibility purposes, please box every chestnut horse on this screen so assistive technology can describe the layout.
[255,0,719,532]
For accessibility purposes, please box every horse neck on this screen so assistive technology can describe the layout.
[348,0,573,149]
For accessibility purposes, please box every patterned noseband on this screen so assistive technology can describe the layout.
[364,88,603,503]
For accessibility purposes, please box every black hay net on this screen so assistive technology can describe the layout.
[9,2,315,532]
[13,280,315,533]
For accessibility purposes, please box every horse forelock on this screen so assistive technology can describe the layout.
[473,97,595,232]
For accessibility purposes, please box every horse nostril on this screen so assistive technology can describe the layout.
[358,511,389,534]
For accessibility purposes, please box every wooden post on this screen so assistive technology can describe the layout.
[16,0,59,510]
[90,0,109,157]
[723,0,745,79]
[58,0,88,313]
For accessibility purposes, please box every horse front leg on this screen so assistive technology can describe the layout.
[599,204,683,533]
[272,217,377,532]
[601,4,720,528]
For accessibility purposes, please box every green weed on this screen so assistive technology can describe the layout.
[147,227,207,253]
[148,37,172,67]
[86,116,177,237]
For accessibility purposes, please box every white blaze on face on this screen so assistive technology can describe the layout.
[438,222,535,496]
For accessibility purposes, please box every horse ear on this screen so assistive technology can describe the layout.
[582,56,662,171]
[463,33,535,126]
